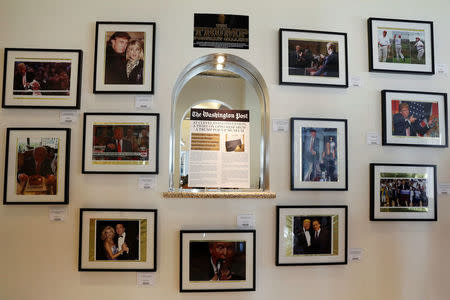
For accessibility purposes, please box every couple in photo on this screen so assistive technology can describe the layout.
[105,31,144,85]
[100,223,138,260]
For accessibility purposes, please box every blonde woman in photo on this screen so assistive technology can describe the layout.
[125,39,144,84]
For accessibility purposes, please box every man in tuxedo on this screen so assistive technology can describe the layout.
[303,129,320,181]
[393,102,433,136]
[311,219,331,254]
[105,127,133,160]
[115,223,138,260]
[294,219,313,254]
[189,241,245,281]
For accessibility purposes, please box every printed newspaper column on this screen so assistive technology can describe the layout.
[188,108,250,188]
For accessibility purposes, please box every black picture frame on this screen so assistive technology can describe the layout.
[279,28,349,88]
[2,48,82,109]
[93,21,156,94]
[180,229,256,293]
[368,18,435,74]
[3,128,71,205]
[82,112,159,174]
[381,90,448,148]
[290,117,348,190]
[370,163,437,221]
[276,205,348,266]
[78,208,157,271]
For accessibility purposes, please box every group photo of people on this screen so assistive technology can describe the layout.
[391,100,439,137]
[92,124,150,162]
[104,31,145,85]
[293,216,333,255]
[94,220,140,261]
[16,137,59,195]
[189,241,246,281]
[302,128,338,182]
[288,39,339,77]
[377,29,426,64]
[379,178,428,208]
[13,61,71,96]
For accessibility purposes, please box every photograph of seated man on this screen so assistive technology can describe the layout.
[289,40,339,77]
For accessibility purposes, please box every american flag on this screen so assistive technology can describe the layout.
[392,100,439,137]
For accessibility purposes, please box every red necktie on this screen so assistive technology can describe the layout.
[117,140,122,160]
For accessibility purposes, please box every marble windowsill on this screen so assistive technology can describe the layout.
[162,191,276,199]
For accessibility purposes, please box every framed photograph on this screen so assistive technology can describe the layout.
[82,113,159,174]
[382,90,448,147]
[78,208,157,271]
[368,18,434,74]
[276,206,348,266]
[180,230,255,292]
[3,128,70,205]
[93,22,155,94]
[279,28,348,88]
[2,48,82,109]
[291,118,348,190]
[370,163,437,221]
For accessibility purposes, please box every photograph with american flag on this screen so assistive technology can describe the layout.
[382,90,448,147]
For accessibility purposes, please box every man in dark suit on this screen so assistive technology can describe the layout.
[105,31,130,84]
[303,129,320,181]
[311,42,339,77]
[294,219,313,254]
[393,102,433,136]
[114,223,139,260]
[105,127,133,160]
[311,219,331,254]
[189,241,245,281]
[13,63,34,95]
[17,146,56,194]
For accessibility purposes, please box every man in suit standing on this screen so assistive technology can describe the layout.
[115,223,138,260]
[311,219,331,254]
[393,102,433,136]
[294,219,313,254]
[105,127,133,160]
[303,129,320,181]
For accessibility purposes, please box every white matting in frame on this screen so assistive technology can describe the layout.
[291,118,348,190]
[277,206,347,265]
[83,113,159,174]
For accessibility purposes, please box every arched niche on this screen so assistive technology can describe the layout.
[164,53,275,198]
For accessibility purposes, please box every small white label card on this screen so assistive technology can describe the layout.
[350,76,362,87]
[60,111,78,124]
[349,248,363,262]
[438,181,450,195]
[237,214,255,229]
[137,272,155,286]
[272,119,289,132]
[436,64,448,76]
[135,96,153,110]
[367,132,380,145]
[138,176,156,190]
[49,207,67,222]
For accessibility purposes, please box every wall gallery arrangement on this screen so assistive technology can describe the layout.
[0,12,445,294]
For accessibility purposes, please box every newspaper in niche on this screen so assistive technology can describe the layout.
[188,108,250,189]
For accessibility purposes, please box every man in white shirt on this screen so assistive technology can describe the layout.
[414,37,425,62]
[378,30,391,62]
[394,34,405,62]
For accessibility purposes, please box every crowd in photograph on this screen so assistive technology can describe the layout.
[380,178,428,207]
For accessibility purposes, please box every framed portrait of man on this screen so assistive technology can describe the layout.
[291,118,348,190]
[93,22,156,94]
[382,90,448,147]
[2,48,82,109]
[279,28,348,88]
[82,113,159,174]
[276,206,348,266]
[180,230,256,292]
[370,164,437,221]
[78,208,157,271]
[3,128,71,205]
[368,18,434,74]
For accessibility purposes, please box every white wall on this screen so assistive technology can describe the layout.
[0,0,449,299]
